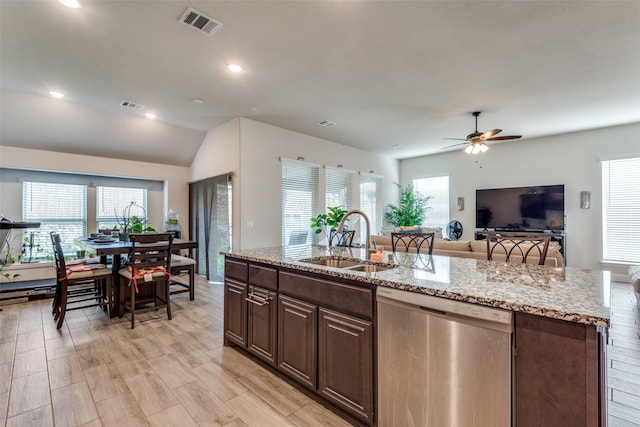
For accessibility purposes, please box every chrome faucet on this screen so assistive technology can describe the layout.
[337,209,373,259]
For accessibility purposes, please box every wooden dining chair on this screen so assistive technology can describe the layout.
[50,232,113,329]
[391,232,435,255]
[118,233,174,328]
[486,234,550,265]
[170,253,196,300]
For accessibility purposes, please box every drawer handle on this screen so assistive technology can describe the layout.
[246,294,269,306]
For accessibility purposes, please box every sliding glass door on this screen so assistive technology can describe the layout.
[189,174,232,282]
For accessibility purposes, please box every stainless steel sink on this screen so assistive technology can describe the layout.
[299,258,364,268]
[299,257,397,273]
[343,264,396,273]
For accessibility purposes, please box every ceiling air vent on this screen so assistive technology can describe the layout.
[179,7,222,36]
[318,120,336,127]
[120,101,145,111]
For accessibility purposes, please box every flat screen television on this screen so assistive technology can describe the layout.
[476,184,565,231]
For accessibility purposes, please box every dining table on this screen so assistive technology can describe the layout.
[74,235,198,316]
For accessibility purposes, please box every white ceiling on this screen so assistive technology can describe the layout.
[1,1,639,167]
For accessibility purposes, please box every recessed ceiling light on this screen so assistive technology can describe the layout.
[49,91,64,98]
[227,64,242,73]
[145,113,156,119]
[58,0,81,8]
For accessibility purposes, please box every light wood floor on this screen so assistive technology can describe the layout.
[608,281,640,426]
[1,277,639,427]
[0,277,354,427]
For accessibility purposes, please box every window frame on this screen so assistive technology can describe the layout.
[412,175,450,232]
[602,156,640,264]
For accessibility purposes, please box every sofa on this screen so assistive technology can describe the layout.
[371,234,565,267]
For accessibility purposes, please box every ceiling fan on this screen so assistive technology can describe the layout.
[442,111,522,154]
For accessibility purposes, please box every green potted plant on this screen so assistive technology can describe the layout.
[114,202,155,241]
[311,206,349,241]
[385,184,431,228]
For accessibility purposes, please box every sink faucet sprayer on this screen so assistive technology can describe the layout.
[336,209,375,259]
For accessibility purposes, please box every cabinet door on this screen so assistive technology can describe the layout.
[278,295,317,390]
[318,308,373,424]
[224,279,247,347]
[515,312,602,427]
[247,286,277,365]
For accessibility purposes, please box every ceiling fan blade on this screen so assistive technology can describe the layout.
[485,135,522,141]
[480,129,502,139]
[441,142,469,149]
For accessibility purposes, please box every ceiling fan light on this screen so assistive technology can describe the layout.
[472,143,483,155]
[480,143,489,153]
[464,145,473,154]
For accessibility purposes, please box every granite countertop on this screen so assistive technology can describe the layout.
[222,245,610,327]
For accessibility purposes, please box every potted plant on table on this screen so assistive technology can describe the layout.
[385,184,431,228]
[114,202,155,241]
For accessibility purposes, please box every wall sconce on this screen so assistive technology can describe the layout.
[457,197,464,211]
[580,191,590,209]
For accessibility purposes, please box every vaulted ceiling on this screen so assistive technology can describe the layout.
[2,1,639,166]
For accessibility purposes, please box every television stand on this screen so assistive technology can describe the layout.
[475,230,566,262]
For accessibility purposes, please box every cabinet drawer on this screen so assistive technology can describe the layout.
[249,264,278,291]
[279,271,373,319]
[225,258,248,282]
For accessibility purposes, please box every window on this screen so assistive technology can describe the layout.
[602,157,640,264]
[96,186,147,231]
[325,167,354,211]
[282,159,319,245]
[23,181,87,255]
[360,173,383,236]
[413,176,450,231]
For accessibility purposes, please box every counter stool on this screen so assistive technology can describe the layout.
[486,234,550,265]
[391,232,435,255]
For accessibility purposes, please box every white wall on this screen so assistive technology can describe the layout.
[400,121,640,273]
[192,117,399,250]
[237,118,399,249]
[0,146,191,234]
[190,118,241,249]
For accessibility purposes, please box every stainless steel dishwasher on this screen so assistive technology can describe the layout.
[377,287,513,427]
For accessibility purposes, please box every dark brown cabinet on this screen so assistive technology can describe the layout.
[224,260,279,364]
[278,270,375,424]
[247,285,277,365]
[514,312,605,427]
[224,279,247,347]
[224,258,375,425]
[246,264,278,365]
[318,308,373,424]
[277,294,318,390]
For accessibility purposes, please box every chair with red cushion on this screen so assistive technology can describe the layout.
[50,232,113,329]
[118,233,174,328]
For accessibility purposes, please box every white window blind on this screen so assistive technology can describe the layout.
[360,173,383,236]
[96,186,147,231]
[602,157,640,264]
[23,181,87,255]
[282,159,319,245]
[325,167,354,212]
[413,176,450,231]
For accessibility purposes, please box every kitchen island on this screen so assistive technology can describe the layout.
[222,245,610,426]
